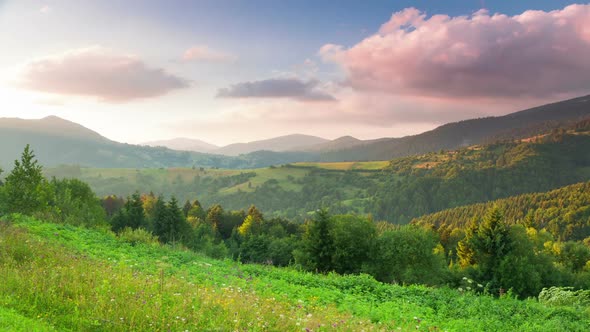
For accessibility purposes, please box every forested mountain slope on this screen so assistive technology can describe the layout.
[412,181,590,242]
[318,95,590,161]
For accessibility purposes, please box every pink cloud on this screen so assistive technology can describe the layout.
[320,4,590,99]
[20,46,190,102]
[182,45,236,63]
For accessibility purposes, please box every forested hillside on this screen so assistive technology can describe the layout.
[413,181,590,241]
[55,121,590,223]
[317,95,590,161]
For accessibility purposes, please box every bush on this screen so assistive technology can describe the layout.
[538,286,590,307]
[117,227,160,247]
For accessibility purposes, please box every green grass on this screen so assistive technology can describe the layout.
[0,306,56,332]
[293,161,389,171]
[221,167,307,194]
[2,215,590,331]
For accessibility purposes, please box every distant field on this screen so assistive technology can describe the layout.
[292,161,389,171]
[45,165,311,198]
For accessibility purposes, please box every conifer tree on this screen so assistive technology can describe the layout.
[4,145,49,215]
[300,208,334,273]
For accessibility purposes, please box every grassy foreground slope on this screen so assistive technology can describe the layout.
[1,216,590,331]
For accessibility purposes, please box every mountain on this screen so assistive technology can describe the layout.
[317,94,590,161]
[298,135,366,152]
[0,116,107,142]
[142,137,219,153]
[215,134,328,156]
[0,116,318,169]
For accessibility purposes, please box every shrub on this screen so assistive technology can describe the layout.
[117,227,159,247]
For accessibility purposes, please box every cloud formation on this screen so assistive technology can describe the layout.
[182,45,236,63]
[320,4,590,99]
[217,78,336,101]
[20,46,190,102]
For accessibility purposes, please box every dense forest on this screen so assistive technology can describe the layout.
[2,145,590,299]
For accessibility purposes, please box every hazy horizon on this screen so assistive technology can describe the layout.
[1,0,589,145]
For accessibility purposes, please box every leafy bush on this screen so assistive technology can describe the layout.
[117,227,159,247]
[538,286,590,307]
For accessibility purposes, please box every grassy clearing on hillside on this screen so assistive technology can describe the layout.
[293,161,389,171]
[2,215,590,331]
[220,167,308,194]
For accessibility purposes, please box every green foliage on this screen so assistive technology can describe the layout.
[111,191,147,233]
[117,227,160,247]
[3,216,590,332]
[414,181,590,242]
[150,195,193,246]
[4,144,50,215]
[330,214,376,275]
[44,178,107,227]
[539,286,590,308]
[368,226,447,285]
[297,209,334,272]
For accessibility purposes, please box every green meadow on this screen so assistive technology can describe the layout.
[2,215,589,332]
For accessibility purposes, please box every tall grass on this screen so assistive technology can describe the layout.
[2,216,590,331]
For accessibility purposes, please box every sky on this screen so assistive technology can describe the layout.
[0,0,589,146]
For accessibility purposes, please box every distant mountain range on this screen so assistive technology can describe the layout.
[1,94,589,168]
[143,134,329,155]
[142,138,219,153]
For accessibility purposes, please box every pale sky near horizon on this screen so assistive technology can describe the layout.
[1,0,589,146]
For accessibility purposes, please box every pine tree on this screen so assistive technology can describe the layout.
[301,208,334,273]
[183,200,192,217]
[4,145,49,215]
[152,195,168,242]
[153,196,188,244]
[127,191,146,229]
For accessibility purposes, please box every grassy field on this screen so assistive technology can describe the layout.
[2,215,590,331]
[292,161,389,171]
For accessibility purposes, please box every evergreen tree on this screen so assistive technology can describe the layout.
[298,208,334,273]
[4,145,49,215]
[459,207,513,290]
[154,196,189,244]
[127,191,146,229]
[183,199,192,217]
[152,195,168,241]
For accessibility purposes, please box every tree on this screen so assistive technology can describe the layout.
[183,199,192,217]
[330,215,377,274]
[48,178,106,226]
[127,191,147,230]
[368,226,447,285]
[153,196,189,244]
[206,204,224,231]
[296,208,334,272]
[458,207,513,291]
[187,199,206,227]
[4,145,49,215]
[110,191,147,233]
